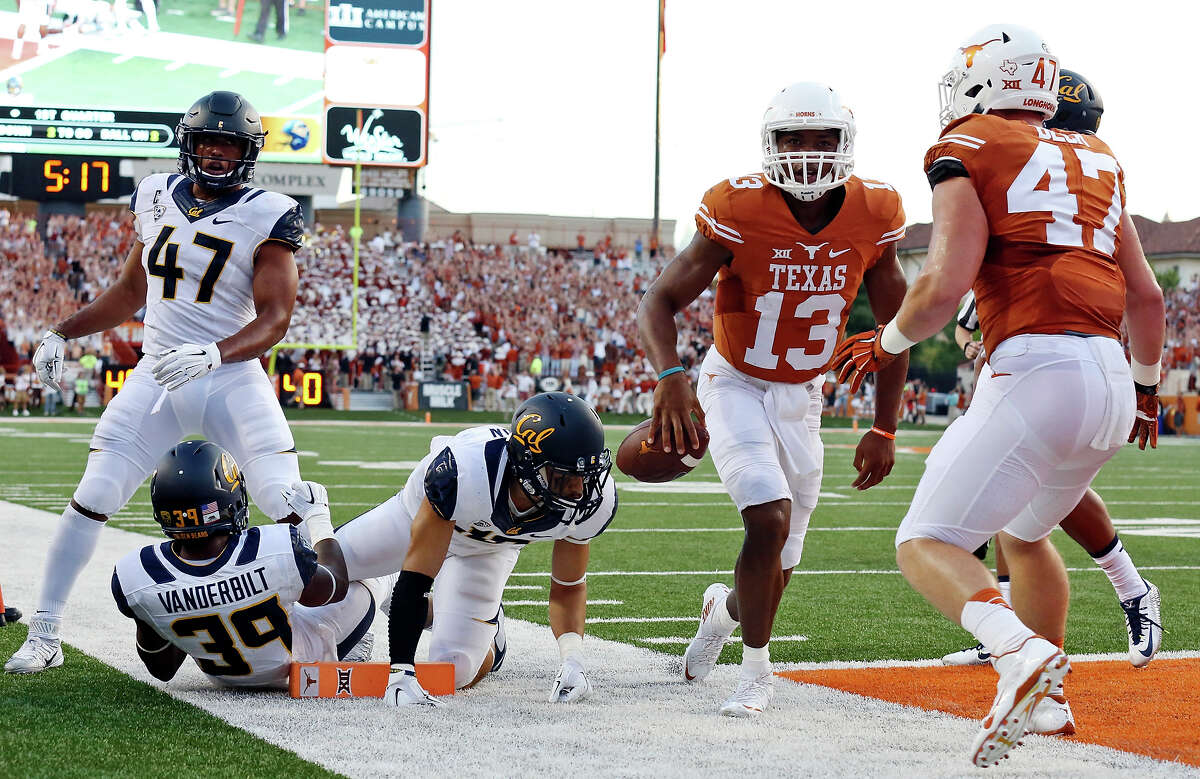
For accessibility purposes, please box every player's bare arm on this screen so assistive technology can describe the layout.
[133,616,186,682]
[215,240,299,364]
[297,537,350,607]
[636,231,730,452]
[52,232,147,339]
[549,539,589,638]
[852,244,909,490]
[1114,212,1166,449]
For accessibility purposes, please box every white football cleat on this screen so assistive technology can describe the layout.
[385,666,444,708]
[683,582,734,682]
[719,665,774,718]
[1121,579,1161,668]
[1028,687,1076,736]
[971,636,1069,768]
[5,634,64,674]
[941,642,991,666]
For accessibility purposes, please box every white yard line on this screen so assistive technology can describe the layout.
[0,500,1191,778]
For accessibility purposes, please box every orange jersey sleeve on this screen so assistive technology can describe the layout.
[702,175,905,384]
[924,114,1127,355]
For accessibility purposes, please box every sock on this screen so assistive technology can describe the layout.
[959,588,1034,658]
[997,576,1011,605]
[1090,535,1147,602]
[742,643,770,670]
[34,505,106,636]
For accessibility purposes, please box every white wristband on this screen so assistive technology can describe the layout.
[557,631,583,662]
[1130,358,1161,386]
[880,320,919,355]
[307,515,335,546]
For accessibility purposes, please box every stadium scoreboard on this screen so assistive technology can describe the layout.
[0,105,178,155]
[8,154,134,201]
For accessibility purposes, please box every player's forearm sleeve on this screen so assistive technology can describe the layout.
[388,570,434,666]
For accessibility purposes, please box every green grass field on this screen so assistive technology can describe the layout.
[1,417,1197,776]
[1,417,1197,663]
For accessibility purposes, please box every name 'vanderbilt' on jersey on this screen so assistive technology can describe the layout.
[111,524,316,686]
[402,426,619,551]
[695,174,906,384]
[924,114,1127,356]
[129,173,305,356]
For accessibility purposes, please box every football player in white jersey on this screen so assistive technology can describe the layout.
[112,442,383,686]
[330,392,617,706]
[8,91,308,675]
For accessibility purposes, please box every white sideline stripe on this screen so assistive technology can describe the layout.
[506,599,623,606]
[772,649,1200,672]
[511,564,1200,577]
[638,635,808,645]
[112,53,133,64]
[278,90,325,115]
[0,500,1187,777]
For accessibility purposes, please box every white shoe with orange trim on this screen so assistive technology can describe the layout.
[683,582,734,683]
[970,636,1069,767]
[718,665,774,718]
[1028,682,1075,736]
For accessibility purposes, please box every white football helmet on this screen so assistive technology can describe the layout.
[761,83,855,202]
[938,24,1060,128]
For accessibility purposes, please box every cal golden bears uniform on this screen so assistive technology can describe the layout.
[333,426,618,687]
[694,174,904,568]
[896,114,1135,551]
[111,524,376,687]
[76,173,304,528]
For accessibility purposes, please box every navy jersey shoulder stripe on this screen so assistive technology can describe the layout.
[483,437,507,499]
[111,568,135,618]
[235,526,262,566]
[424,447,459,520]
[243,188,267,203]
[335,590,376,660]
[290,525,319,585]
[267,204,305,250]
[139,545,176,584]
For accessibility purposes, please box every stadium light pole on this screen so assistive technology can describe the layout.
[652,0,664,253]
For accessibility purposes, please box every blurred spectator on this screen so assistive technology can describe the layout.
[251,0,286,43]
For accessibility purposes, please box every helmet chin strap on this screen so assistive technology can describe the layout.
[508,480,544,520]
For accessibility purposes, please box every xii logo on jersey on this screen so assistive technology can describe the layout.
[513,413,554,454]
[772,248,792,260]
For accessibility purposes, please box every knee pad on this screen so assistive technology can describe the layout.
[781,502,814,570]
[73,450,150,517]
[241,452,301,521]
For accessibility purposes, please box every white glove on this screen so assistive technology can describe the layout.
[385,665,444,708]
[282,481,334,543]
[152,342,222,391]
[548,656,591,703]
[33,330,66,393]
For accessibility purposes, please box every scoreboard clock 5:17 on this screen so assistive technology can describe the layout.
[9,154,133,201]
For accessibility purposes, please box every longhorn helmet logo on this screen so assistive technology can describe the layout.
[960,37,1002,67]
[513,413,554,454]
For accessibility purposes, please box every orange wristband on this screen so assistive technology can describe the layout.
[869,426,896,440]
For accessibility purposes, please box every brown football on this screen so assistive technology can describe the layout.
[616,418,709,483]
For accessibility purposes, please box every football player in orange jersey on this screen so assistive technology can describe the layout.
[637,82,909,717]
[833,26,1165,767]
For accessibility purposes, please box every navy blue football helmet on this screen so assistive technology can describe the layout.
[507,392,611,517]
[1046,69,1103,135]
[151,440,249,540]
[176,91,266,191]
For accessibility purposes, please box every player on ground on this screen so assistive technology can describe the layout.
[833,26,1164,766]
[7,91,308,674]
[944,73,1161,688]
[329,392,617,707]
[637,83,909,717]
[112,442,381,685]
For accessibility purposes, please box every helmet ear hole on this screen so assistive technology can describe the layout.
[964,85,983,98]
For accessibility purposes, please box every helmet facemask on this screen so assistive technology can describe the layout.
[177,128,264,192]
[511,449,612,519]
[762,120,854,202]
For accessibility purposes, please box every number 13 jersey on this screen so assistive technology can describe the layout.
[695,174,905,384]
[924,114,1127,356]
[129,173,305,356]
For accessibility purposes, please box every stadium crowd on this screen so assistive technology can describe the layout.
[3,210,1199,416]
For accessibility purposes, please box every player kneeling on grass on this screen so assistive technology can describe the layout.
[330,392,616,707]
[112,441,383,686]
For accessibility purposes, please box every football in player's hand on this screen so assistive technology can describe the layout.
[616,419,709,483]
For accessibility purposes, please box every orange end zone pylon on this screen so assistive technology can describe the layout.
[0,584,21,627]
[289,662,456,698]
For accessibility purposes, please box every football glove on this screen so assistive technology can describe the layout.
[33,329,66,393]
[151,342,222,391]
[385,665,444,708]
[832,325,901,395]
[282,481,334,543]
[548,656,591,703]
[1129,383,1159,450]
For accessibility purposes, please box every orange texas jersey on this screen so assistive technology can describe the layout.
[924,113,1127,356]
[695,174,905,384]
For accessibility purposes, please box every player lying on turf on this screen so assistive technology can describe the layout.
[112,441,382,686]
[329,392,617,707]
